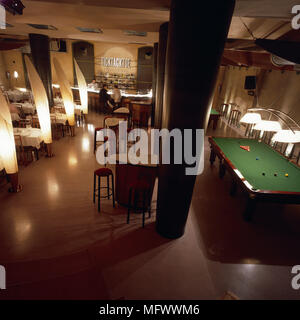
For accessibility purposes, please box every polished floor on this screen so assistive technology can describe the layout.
[0,112,300,299]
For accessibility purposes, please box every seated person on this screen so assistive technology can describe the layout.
[87,79,99,91]
[111,84,122,105]
[99,84,114,114]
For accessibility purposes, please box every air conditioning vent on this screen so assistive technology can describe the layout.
[123,30,147,37]
[76,27,103,33]
[28,24,57,30]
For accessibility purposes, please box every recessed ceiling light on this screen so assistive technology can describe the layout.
[123,30,147,37]
[27,24,57,30]
[76,27,103,34]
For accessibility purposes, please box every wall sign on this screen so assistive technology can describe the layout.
[100,57,131,68]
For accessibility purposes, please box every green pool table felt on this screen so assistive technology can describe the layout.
[213,137,300,193]
[210,108,220,115]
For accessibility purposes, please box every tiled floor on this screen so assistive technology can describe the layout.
[0,112,300,299]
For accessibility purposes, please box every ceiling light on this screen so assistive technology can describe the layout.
[254,120,282,132]
[240,113,262,124]
[28,24,57,30]
[123,30,147,37]
[76,27,103,34]
[272,130,300,143]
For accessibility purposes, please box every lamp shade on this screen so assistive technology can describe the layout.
[53,58,75,126]
[74,59,88,114]
[240,112,261,124]
[25,56,52,144]
[272,130,300,143]
[0,91,18,174]
[254,120,282,132]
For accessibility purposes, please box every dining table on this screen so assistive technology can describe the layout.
[13,102,36,114]
[50,113,68,124]
[13,128,43,149]
[6,90,30,102]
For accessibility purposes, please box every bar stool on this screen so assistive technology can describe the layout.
[127,181,152,228]
[94,128,108,153]
[228,109,241,127]
[220,103,230,118]
[93,168,115,212]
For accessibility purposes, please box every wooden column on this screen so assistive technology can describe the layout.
[151,42,158,127]
[154,22,168,129]
[156,0,235,239]
[29,34,54,107]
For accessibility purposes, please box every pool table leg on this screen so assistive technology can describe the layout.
[230,180,237,196]
[213,118,218,130]
[209,148,216,165]
[219,160,226,179]
[243,196,256,222]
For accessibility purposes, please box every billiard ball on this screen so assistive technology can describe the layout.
[262,173,265,176]
[256,158,259,160]
[285,173,289,177]
[274,173,277,177]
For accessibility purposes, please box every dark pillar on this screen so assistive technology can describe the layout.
[154,22,168,129]
[156,0,235,239]
[29,34,54,107]
[151,42,158,127]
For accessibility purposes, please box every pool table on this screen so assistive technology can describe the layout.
[208,137,300,221]
[208,108,221,130]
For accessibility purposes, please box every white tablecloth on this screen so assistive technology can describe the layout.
[50,113,67,124]
[6,90,31,102]
[14,103,35,114]
[13,128,43,149]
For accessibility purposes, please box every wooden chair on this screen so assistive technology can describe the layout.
[32,117,40,128]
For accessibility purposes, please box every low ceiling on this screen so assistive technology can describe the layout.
[0,0,299,69]
[0,0,297,43]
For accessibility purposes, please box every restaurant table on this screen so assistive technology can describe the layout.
[110,154,158,207]
[208,108,221,130]
[13,128,43,149]
[209,137,300,221]
[13,102,36,114]
[6,90,30,102]
[50,113,67,124]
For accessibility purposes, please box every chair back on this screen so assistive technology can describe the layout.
[32,117,40,128]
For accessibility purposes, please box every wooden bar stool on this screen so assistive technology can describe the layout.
[220,103,230,118]
[229,110,241,127]
[127,181,151,228]
[93,168,115,212]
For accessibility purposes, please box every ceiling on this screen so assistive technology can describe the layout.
[0,0,299,69]
[0,0,297,43]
